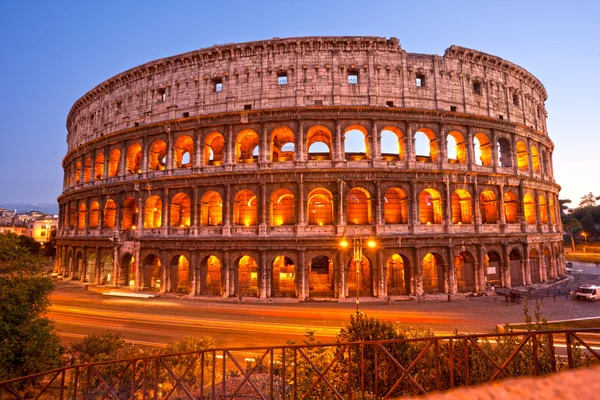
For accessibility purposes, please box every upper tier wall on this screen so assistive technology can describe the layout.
[66,37,548,151]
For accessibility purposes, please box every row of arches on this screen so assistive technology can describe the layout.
[65,123,552,187]
[57,244,562,298]
[62,186,558,230]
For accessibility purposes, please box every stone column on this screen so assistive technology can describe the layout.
[491,129,499,172]
[166,128,174,171]
[297,177,305,226]
[162,188,170,228]
[337,179,345,228]
[296,119,306,163]
[447,249,456,294]
[444,180,452,228]
[499,184,506,225]
[194,128,203,168]
[410,181,418,230]
[406,122,415,168]
[112,245,119,286]
[141,137,148,174]
[414,246,423,296]
[260,182,267,227]
[523,259,530,286]
[192,187,199,228]
[334,120,343,162]
[103,149,109,180]
[502,245,511,288]
[223,251,230,297]
[297,249,306,300]
[223,184,231,235]
[477,246,486,291]
[259,123,269,164]
[161,254,168,293]
[259,249,267,299]
[338,250,346,299]
[137,197,143,230]
[134,244,141,291]
[374,181,383,226]
[227,125,235,166]
[535,189,543,231]
[94,247,101,285]
[438,122,447,168]
[118,145,126,177]
[466,126,475,170]
[473,181,481,230]
[376,248,385,299]
[371,119,381,161]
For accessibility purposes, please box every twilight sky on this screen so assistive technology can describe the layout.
[0,0,598,207]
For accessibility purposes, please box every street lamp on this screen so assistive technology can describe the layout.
[582,232,588,243]
[339,226,376,315]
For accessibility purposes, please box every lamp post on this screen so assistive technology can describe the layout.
[582,232,588,243]
[340,226,376,315]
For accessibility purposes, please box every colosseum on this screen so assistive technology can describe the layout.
[56,36,564,301]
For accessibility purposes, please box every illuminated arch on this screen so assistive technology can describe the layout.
[204,131,225,166]
[307,188,333,226]
[203,255,222,296]
[237,255,258,297]
[548,196,556,224]
[270,188,295,226]
[347,256,373,297]
[120,197,137,229]
[523,193,537,224]
[455,251,476,292]
[233,189,257,226]
[516,141,529,171]
[447,130,467,164]
[380,126,405,161]
[422,253,445,294]
[103,199,117,229]
[170,193,191,227]
[271,126,295,162]
[344,125,369,160]
[174,135,194,168]
[346,187,372,225]
[384,188,408,224]
[200,191,223,226]
[235,129,259,163]
[414,128,438,163]
[74,160,82,184]
[108,148,121,177]
[149,139,167,171]
[386,254,410,295]
[538,195,548,223]
[94,152,105,180]
[497,138,512,168]
[77,202,86,229]
[306,125,332,161]
[480,190,499,224]
[272,256,295,297]
[474,132,492,166]
[169,255,190,293]
[531,144,540,173]
[126,143,142,174]
[504,190,519,223]
[142,254,162,290]
[419,189,442,224]
[451,189,472,224]
[89,201,100,229]
[144,196,162,228]
[83,156,92,183]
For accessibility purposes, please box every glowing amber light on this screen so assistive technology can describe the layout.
[340,239,348,248]
[131,225,136,230]
[367,240,376,249]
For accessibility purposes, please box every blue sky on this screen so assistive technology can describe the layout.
[0,0,598,206]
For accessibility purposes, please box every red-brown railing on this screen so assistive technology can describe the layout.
[1,329,600,399]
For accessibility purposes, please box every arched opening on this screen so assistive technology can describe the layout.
[539,195,548,223]
[204,132,225,166]
[542,151,549,175]
[100,251,113,285]
[75,161,82,184]
[306,125,332,161]
[126,143,142,174]
[529,249,541,283]
[108,149,121,177]
[119,253,135,287]
[524,193,536,224]
[169,255,190,293]
[83,157,92,183]
[120,197,137,229]
[270,189,295,226]
[200,191,223,226]
[77,202,86,229]
[94,152,105,180]
[509,249,524,286]
[149,140,167,171]
[384,188,408,224]
[170,193,191,227]
[419,189,443,224]
[447,131,467,164]
[144,196,163,228]
[103,199,117,229]
[85,251,96,283]
[347,256,373,297]
[480,190,499,224]
[174,135,194,168]
[235,129,259,164]
[68,203,76,228]
[344,125,369,161]
[272,256,295,297]
[531,145,540,173]
[380,126,405,161]
[548,196,556,224]
[271,126,295,162]
[309,255,334,297]
[497,138,513,168]
[346,187,372,225]
[544,248,552,280]
[74,251,83,280]
[307,188,333,226]
[233,189,257,226]
[455,252,475,292]
[474,133,492,166]
[484,251,502,284]
[89,201,100,229]
[504,191,519,223]
[142,254,162,290]
[386,254,411,295]
[516,141,529,171]
[422,253,445,294]
[202,255,222,296]
[237,255,258,297]
[451,189,472,224]
[414,128,438,163]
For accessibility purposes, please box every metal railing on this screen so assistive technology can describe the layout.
[1,329,600,399]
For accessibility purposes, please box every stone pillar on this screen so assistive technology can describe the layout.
[438,122,447,168]
[519,181,527,231]
[406,122,415,168]
[447,249,457,294]
[410,181,418,229]
[134,244,141,291]
[192,187,199,228]
[194,128,203,168]
[112,245,119,286]
[259,250,267,299]
[259,123,269,164]
[444,180,452,228]
[376,248,385,299]
[334,120,343,162]
[499,184,506,225]
[540,256,548,282]
[296,119,306,163]
[166,128,174,171]
[141,137,148,174]
[298,177,305,226]
[137,197,143,229]
[161,255,168,293]
[466,126,475,170]
[523,259,530,286]
[473,181,482,230]
[338,250,346,299]
[223,184,231,232]
[162,188,170,228]
[374,181,383,226]
[297,249,306,300]
[118,146,126,177]
[227,125,235,165]
[189,251,197,296]
[477,246,486,291]
[260,182,267,227]
[223,251,230,297]
[491,129,499,172]
[371,119,381,161]
[414,246,423,296]
[94,247,101,285]
[337,179,345,227]
[502,245,511,288]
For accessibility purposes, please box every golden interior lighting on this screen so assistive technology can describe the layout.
[367,239,376,249]
[340,239,348,248]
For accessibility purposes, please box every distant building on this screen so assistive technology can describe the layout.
[0,225,29,235]
[27,217,59,243]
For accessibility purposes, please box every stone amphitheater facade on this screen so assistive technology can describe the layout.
[56,36,564,300]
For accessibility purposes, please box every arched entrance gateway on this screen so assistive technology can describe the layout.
[454,252,476,293]
[142,254,162,290]
[272,256,296,297]
[120,253,135,287]
[309,256,334,297]
[347,256,373,298]
[386,254,411,295]
[169,255,190,293]
[237,256,258,297]
[199,255,223,296]
[509,249,524,286]
[529,249,541,284]
[422,253,445,294]
[484,251,502,284]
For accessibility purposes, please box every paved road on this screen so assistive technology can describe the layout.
[47,264,600,349]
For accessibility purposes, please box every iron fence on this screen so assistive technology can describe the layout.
[1,329,600,399]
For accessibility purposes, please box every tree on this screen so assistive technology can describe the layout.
[579,192,598,208]
[562,217,581,252]
[581,210,597,238]
[559,199,572,217]
[0,233,63,381]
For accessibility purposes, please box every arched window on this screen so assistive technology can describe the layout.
[451,189,472,224]
[307,188,333,225]
[538,195,548,223]
[89,201,100,229]
[480,190,499,224]
[531,144,540,173]
[126,143,142,174]
[103,199,117,229]
[346,188,371,225]
[523,193,536,224]
[344,125,369,161]
[548,196,556,224]
[384,188,408,224]
[120,197,137,229]
[504,191,518,223]
[516,141,529,171]
[83,156,92,183]
[108,149,121,177]
[170,193,191,227]
[69,202,76,228]
[204,132,225,166]
[497,138,513,168]
[149,140,167,171]
[270,188,295,226]
[414,128,438,163]
[271,126,295,162]
[174,135,194,168]
[74,160,82,184]
[306,125,332,161]
[380,126,405,161]
[542,150,549,175]
[200,191,223,226]
[236,129,259,163]
[144,196,163,228]
[447,131,467,164]
[474,132,492,166]
[94,152,105,180]
[233,190,257,226]
[77,202,86,229]
[419,189,442,224]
